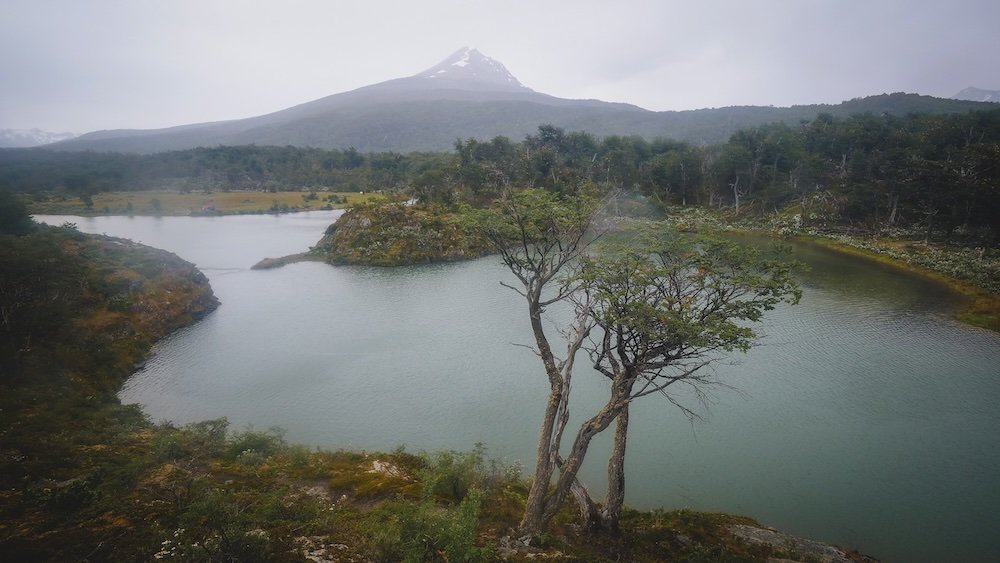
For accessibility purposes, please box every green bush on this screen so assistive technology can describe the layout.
[162,488,288,562]
[223,427,286,462]
[363,490,491,563]
[153,419,229,462]
[420,446,484,502]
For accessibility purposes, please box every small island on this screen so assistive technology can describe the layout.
[253,199,492,268]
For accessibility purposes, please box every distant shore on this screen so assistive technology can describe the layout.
[25,189,378,216]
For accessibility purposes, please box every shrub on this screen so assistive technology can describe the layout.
[153,419,229,462]
[222,427,286,462]
[363,490,491,563]
[420,447,484,502]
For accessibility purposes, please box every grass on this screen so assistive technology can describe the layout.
[26,190,381,216]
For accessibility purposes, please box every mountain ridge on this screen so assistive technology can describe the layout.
[952,86,1000,103]
[0,128,77,148]
[49,50,995,154]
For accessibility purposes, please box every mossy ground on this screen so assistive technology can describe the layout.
[0,407,820,562]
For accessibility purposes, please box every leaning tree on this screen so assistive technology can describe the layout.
[472,190,800,538]
[466,188,602,537]
[565,232,801,531]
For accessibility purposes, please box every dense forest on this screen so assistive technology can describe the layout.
[2,107,998,243]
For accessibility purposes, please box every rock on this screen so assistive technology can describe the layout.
[729,524,879,563]
[250,253,311,270]
[368,459,407,479]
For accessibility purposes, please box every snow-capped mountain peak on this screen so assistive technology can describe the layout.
[417,47,530,91]
[952,87,1000,103]
[0,128,77,148]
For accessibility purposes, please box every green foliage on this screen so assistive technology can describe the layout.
[0,227,95,378]
[463,188,600,290]
[153,419,229,462]
[313,200,491,265]
[362,490,492,563]
[0,144,424,194]
[0,191,34,235]
[160,488,294,562]
[581,231,801,385]
[420,445,485,502]
[4,106,1000,245]
[223,426,287,463]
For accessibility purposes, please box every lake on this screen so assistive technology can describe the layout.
[36,212,1000,562]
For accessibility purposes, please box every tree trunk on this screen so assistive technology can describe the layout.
[601,405,629,531]
[569,477,601,531]
[518,384,562,536]
[731,177,741,213]
[538,401,622,526]
[518,296,564,537]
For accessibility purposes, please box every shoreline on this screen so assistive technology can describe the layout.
[795,234,1000,331]
[657,208,999,332]
[24,189,377,217]
[27,202,1000,331]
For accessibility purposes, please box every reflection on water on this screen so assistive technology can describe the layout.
[37,213,1000,562]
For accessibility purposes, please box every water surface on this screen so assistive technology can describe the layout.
[37,212,1000,562]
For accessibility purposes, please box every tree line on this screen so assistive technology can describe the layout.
[2,107,998,242]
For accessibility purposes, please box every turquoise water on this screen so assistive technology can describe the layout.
[37,213,1000,562]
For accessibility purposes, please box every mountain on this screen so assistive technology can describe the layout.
[952,87,1000,103]
[0,128,76,148]
[49,48,996,154]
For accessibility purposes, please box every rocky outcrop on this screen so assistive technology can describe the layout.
[729,524,880,563]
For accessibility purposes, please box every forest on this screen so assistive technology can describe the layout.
[1,107,998,244]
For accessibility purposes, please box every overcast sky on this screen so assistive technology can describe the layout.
[2,0,998,134]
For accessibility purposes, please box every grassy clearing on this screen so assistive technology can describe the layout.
[26,190,380,216]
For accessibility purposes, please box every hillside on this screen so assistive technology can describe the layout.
[47,48,993,154]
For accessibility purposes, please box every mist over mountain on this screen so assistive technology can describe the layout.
[49,48,994,154]
[953,87,1000,103]
[0,128,76,148]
